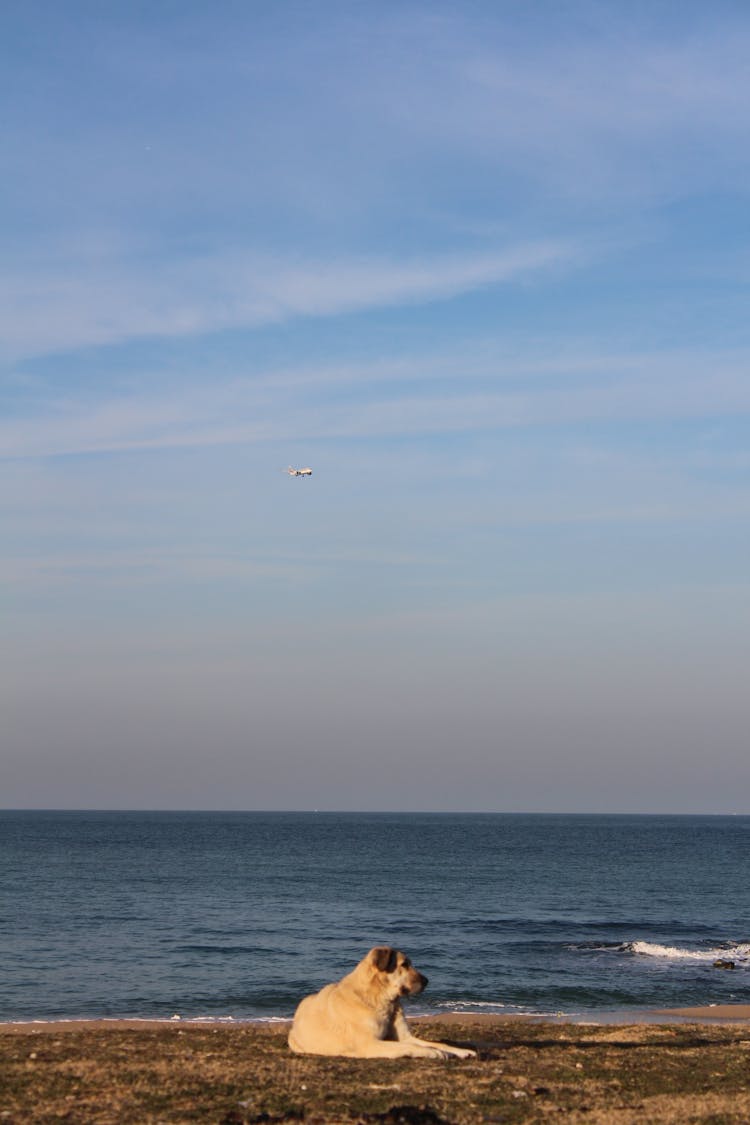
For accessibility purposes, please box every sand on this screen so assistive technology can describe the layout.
[650,1004,750,1021]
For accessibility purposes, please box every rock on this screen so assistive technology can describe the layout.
[713,959,736,970]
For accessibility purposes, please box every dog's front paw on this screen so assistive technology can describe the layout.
[432,1044,475,1059]
[450,1046,476,1059]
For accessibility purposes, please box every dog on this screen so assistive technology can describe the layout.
[288,946,476,1059]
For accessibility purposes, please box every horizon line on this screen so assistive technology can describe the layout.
[1,808,746,817]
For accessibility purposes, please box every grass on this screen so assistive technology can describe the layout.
[2,1019,750,1123]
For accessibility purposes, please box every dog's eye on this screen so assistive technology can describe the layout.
[401,959,411,970]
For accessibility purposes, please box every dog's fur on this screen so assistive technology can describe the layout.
[288,946,476,1059]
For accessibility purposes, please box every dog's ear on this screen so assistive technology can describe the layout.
[370,946,398,973]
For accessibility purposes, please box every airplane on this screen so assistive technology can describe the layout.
[285,466,313,477]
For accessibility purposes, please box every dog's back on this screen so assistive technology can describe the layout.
[288,983,342,1055]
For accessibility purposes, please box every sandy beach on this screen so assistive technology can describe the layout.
[2,1009,749,1123]
[650,1004,750,1022]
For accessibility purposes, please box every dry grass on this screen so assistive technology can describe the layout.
[1,1019,750,1124]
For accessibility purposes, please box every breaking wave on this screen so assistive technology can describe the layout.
[436,1000,523,1011]
[624,941,750,964]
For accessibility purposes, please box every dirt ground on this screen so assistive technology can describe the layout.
[1,1018,750,1124]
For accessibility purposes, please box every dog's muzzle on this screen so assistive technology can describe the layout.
[402,971,428,996]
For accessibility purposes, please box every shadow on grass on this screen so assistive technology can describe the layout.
[223,1106,452,1124]
[471,1033,729,1056]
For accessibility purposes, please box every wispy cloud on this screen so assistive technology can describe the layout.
[0,240,573,362]
[3,344,749,460]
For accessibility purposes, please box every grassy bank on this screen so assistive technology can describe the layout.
[2,1018,750,1124]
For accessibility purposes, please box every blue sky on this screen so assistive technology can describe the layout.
[3,1,749,811]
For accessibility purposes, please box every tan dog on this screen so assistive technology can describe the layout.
[288,946,476,1059]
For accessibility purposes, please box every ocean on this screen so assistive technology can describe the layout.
[1,811,748,1024]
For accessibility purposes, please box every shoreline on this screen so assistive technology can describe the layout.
[2,1004,749,1035]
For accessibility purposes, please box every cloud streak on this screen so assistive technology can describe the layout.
[0,240,573,362]
[3,345,749,461]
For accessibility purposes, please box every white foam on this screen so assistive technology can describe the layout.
[436,1000,517,1011]
[628,940,750,963]
[433,1001,568,1020]
[0,1015,278,1028]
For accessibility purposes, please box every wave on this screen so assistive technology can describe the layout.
[625,940,750,963]
[0,1014,291,1028]
[435,1000,522,1011]
[565,938,750,965]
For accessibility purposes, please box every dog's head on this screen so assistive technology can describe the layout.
[365,946,428,997]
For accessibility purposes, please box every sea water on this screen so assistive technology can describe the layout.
[1,811,748,1022]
